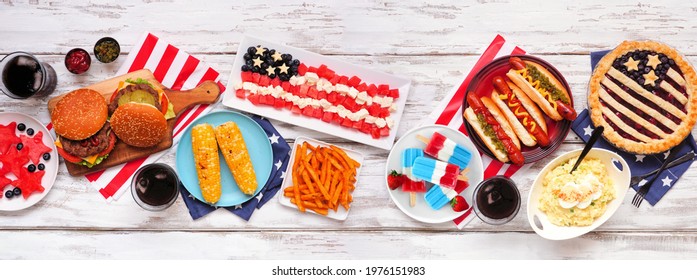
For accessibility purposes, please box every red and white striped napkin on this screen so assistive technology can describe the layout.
[60,32,226,201]
[421,35,528,229]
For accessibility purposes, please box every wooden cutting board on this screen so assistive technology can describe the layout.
[47,69,220,176]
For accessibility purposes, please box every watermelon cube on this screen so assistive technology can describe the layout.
[332,114,343,124]
[356,83,367,92]
[321,112,333,123]
[370,127,381,139]
[367,84,378,96]
[359,123,372,134]
[312,108,323,119]
[281,81,291,92]
[298,85,309,98]
[307,87,318,99]
[291,105,302,114]
[347,76,361,87]
[380,127,390,136]
[342,98,356,111]
[248,94,260,105]
[235,89,246,99]
[336,95,347,106]
[379,108,390,118]
[327,92,338,104]
[378,84,390,95]
[324,69,336,80]
[352,119,364,129]
[274,98,285,109]
[368,104,381,116]
[308,66,319,73]
[341,118,353,128]
[259,75,271,86]
[251,73,261,84]
[298,63,308,76]
[388,89,399,98]
[329,75,340,85]
[317,64,328,78]
[317,90,327,100]
[302,106,314,117]
[241,71,253,82]
[285,101,294,110]
[270,77,282,87]
[338,76,349,85]
[263,95,274,105]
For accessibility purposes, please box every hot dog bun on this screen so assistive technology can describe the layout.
[464,107,509,163]
[480,96,521,149]
[507,81,547,133]
[506,68,561,121]
[490,89,537,147]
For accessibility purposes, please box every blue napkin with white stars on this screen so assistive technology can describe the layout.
[569,51,697,206]
[180,115,290,221]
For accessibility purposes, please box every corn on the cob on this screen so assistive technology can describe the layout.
[214,121,258,195]
[191,123,222,204]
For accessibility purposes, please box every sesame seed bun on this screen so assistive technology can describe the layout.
[110,102,167,148]
[51,88,108,140]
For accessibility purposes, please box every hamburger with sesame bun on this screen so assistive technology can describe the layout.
[51,88,117,168]
[107,78,172,148]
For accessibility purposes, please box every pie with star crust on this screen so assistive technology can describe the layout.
[588,41,697,154]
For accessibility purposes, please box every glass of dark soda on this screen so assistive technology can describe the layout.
[472,175,521,225]
[0,52,57,99]
[131,163,180,211]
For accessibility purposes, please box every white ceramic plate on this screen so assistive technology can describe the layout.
[278,136,364,220]
[0,112,59,211]
[222,35,411,150]
[385,125,484,223]
[527,148,631,240]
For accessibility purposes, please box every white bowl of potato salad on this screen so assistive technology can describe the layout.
[527,148,630,240]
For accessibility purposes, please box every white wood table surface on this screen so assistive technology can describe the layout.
[2,0,697,259]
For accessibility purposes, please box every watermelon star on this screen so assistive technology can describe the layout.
[0,122,21,155]
[10,168,45,199]
[0,175,11,199]
[20,131,53,165]
[0,145,29,177]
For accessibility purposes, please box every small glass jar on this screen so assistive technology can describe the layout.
[472,175,521,225]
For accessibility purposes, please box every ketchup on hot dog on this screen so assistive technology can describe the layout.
[508,57,577,121]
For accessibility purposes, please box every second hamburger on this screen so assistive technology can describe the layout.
[108,78,174,148]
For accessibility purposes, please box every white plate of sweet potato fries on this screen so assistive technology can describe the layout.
[279,136,363,220]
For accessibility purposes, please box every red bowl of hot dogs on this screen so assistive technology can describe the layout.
[462,55,576,165]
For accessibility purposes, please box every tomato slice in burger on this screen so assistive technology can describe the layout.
[160,93,169,115]
[98,132,117,157]
[56,146,84,164]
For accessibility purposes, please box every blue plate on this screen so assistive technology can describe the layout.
[176,111,273,207]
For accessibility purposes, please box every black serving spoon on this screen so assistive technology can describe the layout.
[570,126,604,174]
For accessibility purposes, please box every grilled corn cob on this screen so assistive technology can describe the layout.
[214,121,258,195]
[191,123,222,204]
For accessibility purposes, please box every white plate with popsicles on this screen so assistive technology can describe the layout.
[385,125,484,223]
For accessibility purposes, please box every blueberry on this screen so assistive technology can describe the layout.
[243,53,251,60]
[26,128,34,136]
[43,153,50,161]
[245,60,254,67]
[247,46,256,55]
[27,164,36,172]
[632,53,640,60]
[669,59,675,66]
[13,187,21,196]
[637,77,645,84]
[5,190,13,198]
[291,59,300,66]
[661,56,668,63]
[252,66,260,73]
[241,65,250,72]
[268,73,276,79]
[38,163,45,170]
[17,123,26,131]
[644,67,651,74]
[261,62,268,69]
[16,143,23,150]
[259,69,267,75]
[282,54,292,61]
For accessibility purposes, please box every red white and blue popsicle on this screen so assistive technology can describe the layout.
[417,132,472,169]
[411,156,460,190]
[402,148,427,207]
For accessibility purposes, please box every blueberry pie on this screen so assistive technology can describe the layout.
[588,41,697,154]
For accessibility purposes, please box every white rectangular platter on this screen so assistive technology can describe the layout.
[222,35,411,150]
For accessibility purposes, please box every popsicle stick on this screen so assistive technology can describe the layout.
[458,167,470,181]
[409,192,417,207]
[415,134,430,144]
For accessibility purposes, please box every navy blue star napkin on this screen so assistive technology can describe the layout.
[180,115,290,220]
[569,51,697,206]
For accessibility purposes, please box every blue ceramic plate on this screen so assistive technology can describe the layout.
[176,111,273,207]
